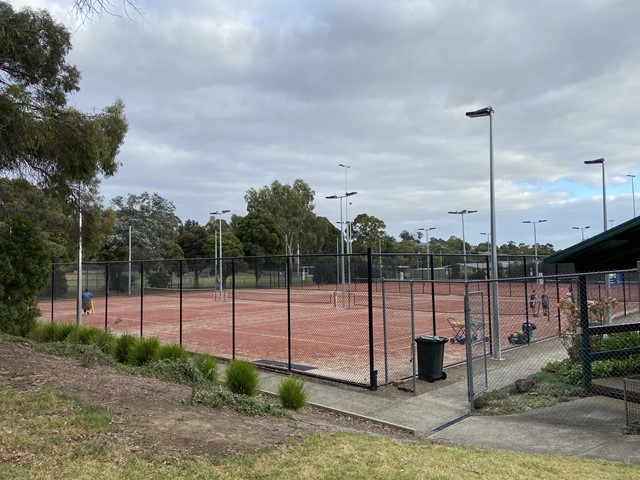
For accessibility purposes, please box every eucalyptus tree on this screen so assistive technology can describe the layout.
[350,213,388,253]
[109,193,181,261]
[245,179,316,257]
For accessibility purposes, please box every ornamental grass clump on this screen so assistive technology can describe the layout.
[67,326,105,345]
[113,333,137,364]
[277,376,309,410]
[29,322,77,343]
[225,359,260,396]
[156,342,189,362]
[127,336,160,366]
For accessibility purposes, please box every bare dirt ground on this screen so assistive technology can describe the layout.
[0,339,415,458]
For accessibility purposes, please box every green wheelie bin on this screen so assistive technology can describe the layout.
[415,335,448,382]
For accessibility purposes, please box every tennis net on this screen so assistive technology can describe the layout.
[233,288,334,305]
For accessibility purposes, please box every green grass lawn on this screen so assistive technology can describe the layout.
[1,384,637,480]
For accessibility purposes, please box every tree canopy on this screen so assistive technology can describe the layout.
[106,193,181,261]
[245,179,316,256]
[0,1,127,196]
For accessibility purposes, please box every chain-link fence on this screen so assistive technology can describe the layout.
[39,252,640,406]
[40,252,378,388]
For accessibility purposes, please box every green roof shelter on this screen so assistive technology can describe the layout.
[544,216,640,272]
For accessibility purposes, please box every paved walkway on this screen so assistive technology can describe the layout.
[259,338,640,465]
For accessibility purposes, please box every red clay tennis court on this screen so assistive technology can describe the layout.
[38,278,588,386]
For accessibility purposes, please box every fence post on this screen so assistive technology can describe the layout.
[104,263,109,332]
[179,260,183,346]
[368,248,377,391]
[232,258,236,359]
[579,275,591,393]
[50,264,55,322]
[140,262,144,337]
[287,254,292,371]
[431,257,437,335]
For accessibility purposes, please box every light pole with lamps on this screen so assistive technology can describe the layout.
[522,219,546,278]
[339,164,354,287]
[418,227,435,279]
[572,225,590,241]
[584,157,611,321]
[628,174,636,217]
[210,210,230,301]
[326,192,357,307]
[466,105,501,360]
[448,210,477,282]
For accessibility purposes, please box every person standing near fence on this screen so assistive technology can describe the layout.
[541,291,549,318]
[530,289,538,317]
[81,288,94,315]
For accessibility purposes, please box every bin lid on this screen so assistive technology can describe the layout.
[415,335,448,343]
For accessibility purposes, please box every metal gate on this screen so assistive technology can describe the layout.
[465,290,489,407]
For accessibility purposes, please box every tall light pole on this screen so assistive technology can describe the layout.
[327,192,357,307]
[628,174,636,217]
[448,210,477,282]
[418,227,435,279]
[339,164,354,287]
[584,158,607,232]
[572,225,590,241]
[584,157,611,320]
[339,163,351,246]
[210,209,230,301]
[466,105,501,360]
[522,219,546,278]
[76,207,83,326]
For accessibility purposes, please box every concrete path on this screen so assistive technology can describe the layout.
[259,339,640,465]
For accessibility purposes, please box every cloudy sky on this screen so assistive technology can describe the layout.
[15,0,640,250]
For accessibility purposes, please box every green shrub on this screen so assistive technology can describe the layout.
[17,319,40,337]
[127,336,160,366]
[277,376,309,410]
[225,359,260,396]
[194,354,219,385]
[113,333,138,364]
[156,343,189,362]
[0,217,50,335]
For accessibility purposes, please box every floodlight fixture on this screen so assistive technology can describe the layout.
[572,225,590,241]
[465,106,494,118]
